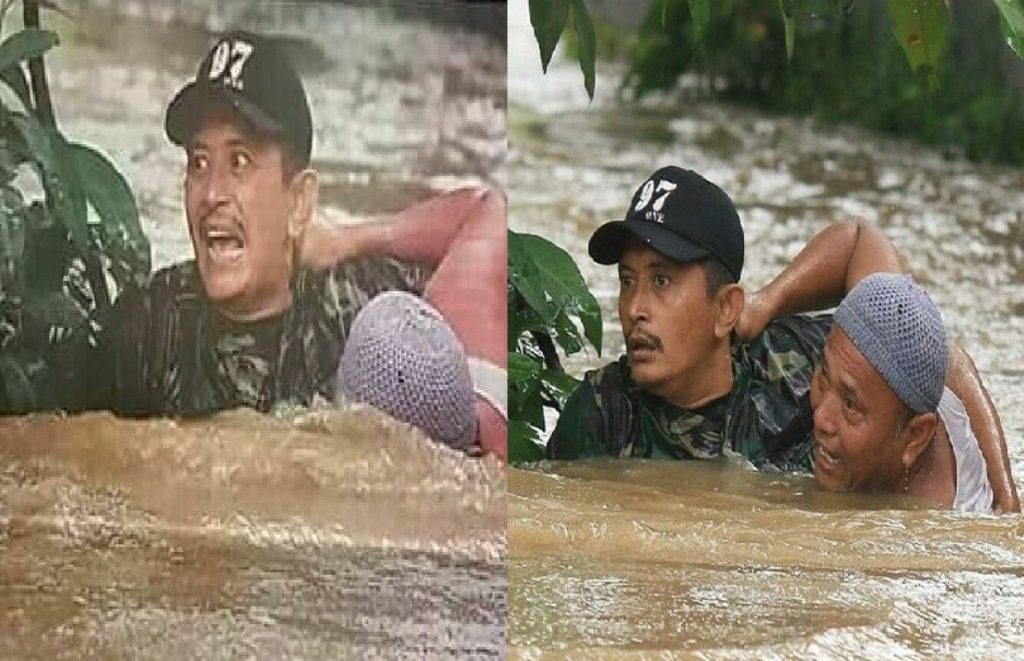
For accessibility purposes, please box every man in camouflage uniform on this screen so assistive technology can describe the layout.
[546,166,1019,511]
[547,166,827,471]
[86,30,495,417]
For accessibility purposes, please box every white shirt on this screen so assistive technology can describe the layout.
[938,387,994,514]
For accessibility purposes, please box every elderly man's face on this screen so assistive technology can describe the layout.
[810,327,911,492]
[184,108,301,320]
[617,238,719,402]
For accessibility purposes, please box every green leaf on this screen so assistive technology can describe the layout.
[508,289,549,349]
[508,229,556,323]
[508,419,545,463]
[517,232,603,354]
[887,0,948,89]
[994,0,1024,59]
[529,0,570,74]
[508,352,546,429]
[539,369,580,411]
[69,142,151,285]
[779,0,795,62]
[5,114,89,256]
[0,64,31,111]
[689,0,710,42]
[46,132,89,260]
[509,350,542,387]
[570,0,596,100]
[0,28,58,75]
[551,307,583,356]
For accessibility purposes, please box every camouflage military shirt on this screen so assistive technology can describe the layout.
[87,257,428,416]
[546,314,832,472]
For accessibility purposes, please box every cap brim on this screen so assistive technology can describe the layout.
[588,219,711,265]
[165,81,284,146]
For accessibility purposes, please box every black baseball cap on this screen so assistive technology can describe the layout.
[588,166,744,281]
[165,30,313,168]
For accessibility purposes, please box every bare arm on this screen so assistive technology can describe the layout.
[738,219,1018,512]
[299,186,491,270]
[736,219,902,339]
[947,344,1020,512]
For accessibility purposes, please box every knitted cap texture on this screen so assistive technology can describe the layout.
[338,291,477,450]
[834,273,948,413]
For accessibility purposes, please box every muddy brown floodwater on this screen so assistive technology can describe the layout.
[0,409,506,657]
[508,2,1024,657]
[2,1,507,657]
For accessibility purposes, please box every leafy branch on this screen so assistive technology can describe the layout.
[508,229,602,462]
[530,0,1024,96]
[0,0,150,412]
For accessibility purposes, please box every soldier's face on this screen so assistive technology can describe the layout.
[184,110,300,320]
[810,328,909,492]
[617,239,718,402]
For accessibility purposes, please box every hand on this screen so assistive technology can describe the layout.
[735,290,773,342]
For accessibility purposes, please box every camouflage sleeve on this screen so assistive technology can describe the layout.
[747,312,832,401]
[311,256,432,341]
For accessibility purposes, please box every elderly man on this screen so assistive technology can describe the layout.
[84,30,504,435]
[547,165,1018,512]
[811,273,992,511]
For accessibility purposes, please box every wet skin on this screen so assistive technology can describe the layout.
[184,110,306,321]
[810,327,913,492]
[617,239,724,408]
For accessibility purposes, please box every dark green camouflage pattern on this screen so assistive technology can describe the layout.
[85,257,429,416]
[546,313,832,472]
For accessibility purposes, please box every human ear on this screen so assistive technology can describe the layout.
[287,168,319,240]
[900,411,938,470]
[714,284,745,340]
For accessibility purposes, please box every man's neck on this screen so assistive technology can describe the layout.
[656,345,735,410]
[906,420,956,508]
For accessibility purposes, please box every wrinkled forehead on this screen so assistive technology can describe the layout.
[824,326,899,404]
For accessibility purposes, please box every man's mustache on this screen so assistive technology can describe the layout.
[627,328,662,351]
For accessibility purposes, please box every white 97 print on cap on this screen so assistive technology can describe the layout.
[633,178,678,223]
[209,39,254,91]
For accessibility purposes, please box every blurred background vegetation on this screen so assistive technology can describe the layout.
[550,0,1024,164]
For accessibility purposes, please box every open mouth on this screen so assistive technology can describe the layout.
[814,440,842,472]
[202,221,245,264]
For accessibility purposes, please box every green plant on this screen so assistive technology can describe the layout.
[507,229,602,462]
[0,1,150,412]
[530,0,1024,96]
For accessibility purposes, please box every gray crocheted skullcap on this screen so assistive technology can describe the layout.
[834,272,948,414]
[337,291,477,451]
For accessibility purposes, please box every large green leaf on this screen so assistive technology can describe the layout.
[689,0,710,42]
[570,0,596,100]
[509,350,542,388]
[550,307,583,357]
[5,114,89,257]
[508,419,545,463]
[994,0,1024,59]
[0,65,31,111]
[529,0,569,74]
[887,0,948,89]
[508,229,556,323]
[0,28,58,77]
[70,141,150,286]
[508,288,549,350]
[516,232,603,354]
